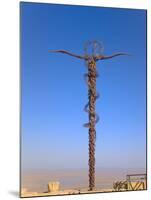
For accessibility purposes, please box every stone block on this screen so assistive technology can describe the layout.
[48,182,60,192]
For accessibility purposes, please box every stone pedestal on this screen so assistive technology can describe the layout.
[48,182,60,192]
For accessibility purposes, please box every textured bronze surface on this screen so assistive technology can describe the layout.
[87,58,97,190]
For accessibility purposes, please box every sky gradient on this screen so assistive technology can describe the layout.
[21,2,146,171]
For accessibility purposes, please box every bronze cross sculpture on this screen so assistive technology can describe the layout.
[49,40,129,191]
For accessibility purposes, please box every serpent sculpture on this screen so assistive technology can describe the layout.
[49,40,129,191]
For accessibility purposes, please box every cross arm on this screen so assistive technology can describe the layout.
[96,53,131,60]
[48,49,85,60]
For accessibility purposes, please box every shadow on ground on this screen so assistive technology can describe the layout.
[9,191,19,197]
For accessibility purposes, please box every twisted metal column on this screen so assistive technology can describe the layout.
[84,59,100,190]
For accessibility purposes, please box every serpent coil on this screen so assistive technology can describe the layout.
[83,59,100,133]
[83,58,100,190]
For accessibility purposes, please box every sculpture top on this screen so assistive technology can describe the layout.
[49,40,130,62]
[84,40,104,57]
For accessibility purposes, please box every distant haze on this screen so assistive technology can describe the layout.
[22,167,146,192]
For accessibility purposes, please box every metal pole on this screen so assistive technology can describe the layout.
[88,59,97,190]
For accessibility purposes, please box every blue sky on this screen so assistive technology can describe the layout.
[21,2,146,171]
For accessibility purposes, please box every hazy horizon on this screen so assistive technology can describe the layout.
[22,167,146,192]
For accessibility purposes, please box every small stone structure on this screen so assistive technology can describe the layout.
[113,174,147,191]
[127,181,146,190]
[48,182,60,192]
